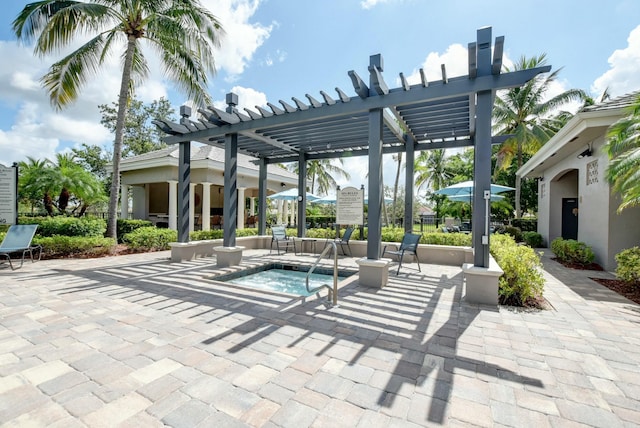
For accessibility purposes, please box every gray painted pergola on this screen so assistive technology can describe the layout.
[155,27,550,268]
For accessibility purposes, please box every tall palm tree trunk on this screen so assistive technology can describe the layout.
[106,36,136,239]
[515,145,523,218]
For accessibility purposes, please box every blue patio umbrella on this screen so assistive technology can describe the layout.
[435,180,514,197]
[447,193,505,203]
[267,188,320,201]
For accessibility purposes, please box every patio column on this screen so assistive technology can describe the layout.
[237,187,246,229]
[404,135,415,234]
[277,200,284,225]
[472,27,494,268]
[189,183,196,233]
[283,200,289,227]
[168,180,178,230]
[201,182,211,231]
[249,197,255,216]
[258,158,267,235]
[120,184,129,219]
[297,152,307,237]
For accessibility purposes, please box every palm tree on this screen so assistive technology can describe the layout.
[301,159,351,195]
[493,54,586,218]
[604,94,640,212]
[18,157,49,213]
[414,149,452,226]
[13,0,223,238]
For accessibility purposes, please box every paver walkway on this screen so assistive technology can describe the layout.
[0,249,639,427]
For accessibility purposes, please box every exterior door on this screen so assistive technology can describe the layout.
[561,198,579,240]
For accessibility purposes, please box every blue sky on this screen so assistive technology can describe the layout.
[1,0,639,192]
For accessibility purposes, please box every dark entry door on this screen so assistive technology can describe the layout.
[562,198,578,240]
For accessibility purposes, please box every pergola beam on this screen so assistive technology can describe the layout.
[164,66,550,145]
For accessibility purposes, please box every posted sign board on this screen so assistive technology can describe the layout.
[336,186,364,225]
[0,163,18,225]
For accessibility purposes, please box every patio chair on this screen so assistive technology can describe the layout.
[330,226,354,256]
[270,226,294,255]
[382,232,422,275]
[0,224,42,270]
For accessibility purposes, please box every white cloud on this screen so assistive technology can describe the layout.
[405,44,469,84]
[203,0,273,78]
[360,0,393,10]
[592,24,640,98]
[211,85,268,112]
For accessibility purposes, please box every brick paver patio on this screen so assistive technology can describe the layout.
[1,249,639,427]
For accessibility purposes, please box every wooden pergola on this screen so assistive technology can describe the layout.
[155,27,550,268]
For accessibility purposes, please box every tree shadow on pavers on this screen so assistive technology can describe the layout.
[198,266,545,425]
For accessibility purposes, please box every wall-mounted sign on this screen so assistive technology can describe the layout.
[0,163,18,225]
[336,186,364,225]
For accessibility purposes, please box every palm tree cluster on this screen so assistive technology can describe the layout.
[19,154,105,216]
[14,0,224,238]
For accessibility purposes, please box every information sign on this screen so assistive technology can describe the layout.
[336,186,364,225]
[0,163,18,225]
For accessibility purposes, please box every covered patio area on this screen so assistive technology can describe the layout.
[153,26,550,296]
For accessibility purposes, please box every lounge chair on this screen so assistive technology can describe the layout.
[270,226,294,255]
[0,224,42,270]
[331,226,354,256]
[382,232,422,274]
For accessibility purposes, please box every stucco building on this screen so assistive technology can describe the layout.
[517,91,640,271]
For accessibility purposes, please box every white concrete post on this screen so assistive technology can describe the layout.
[238,187,246,229]
[201,182,211,231]
[277,200,284,225]
[283,200,289,227]
[120,184,129,219]
[168,180,178,230]
[249,197,255,216]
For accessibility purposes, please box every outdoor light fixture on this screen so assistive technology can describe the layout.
[577,148,592,159]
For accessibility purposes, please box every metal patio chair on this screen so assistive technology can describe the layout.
[382,232,422,274]
[0,224,42,270]
[270,225,294,255]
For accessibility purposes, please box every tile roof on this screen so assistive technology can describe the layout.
[581,90,640,113]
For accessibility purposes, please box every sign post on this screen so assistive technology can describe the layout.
[0,163,18,226]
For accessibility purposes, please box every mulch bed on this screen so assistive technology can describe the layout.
[551,257,640,305]
[589,278,640,305]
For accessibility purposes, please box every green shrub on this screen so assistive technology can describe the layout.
[615,247,640,284]
[122,227,177,251]
[189,228,258,241]
[511,219,538,232]
[117,219,153,242]
[491,234,545,306]
[34,235,116,258]
[28,216,106,237]
[551,238,595,265]
[522,231,543,248]
[502,225,523,242]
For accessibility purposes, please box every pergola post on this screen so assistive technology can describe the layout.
[177,138,190,243]
[472,27,494,268]
[404,135,415,233]
[297,152,307,237]
[258,157,267,235]
[223,132,238,247]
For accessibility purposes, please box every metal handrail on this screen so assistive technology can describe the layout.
[305,241,339,305]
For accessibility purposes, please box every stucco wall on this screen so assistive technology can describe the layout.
[607,191,640,271]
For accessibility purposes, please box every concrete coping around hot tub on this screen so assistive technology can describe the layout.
[462,256,504,306]
[214,246,245,268]
[356,257,391,288]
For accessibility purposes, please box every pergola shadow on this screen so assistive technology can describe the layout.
[48,254,543,424]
